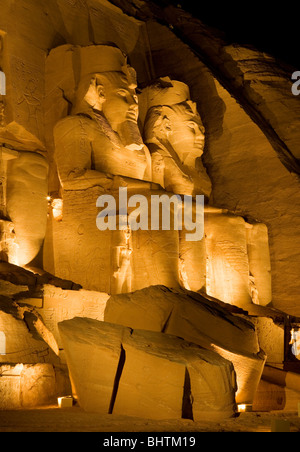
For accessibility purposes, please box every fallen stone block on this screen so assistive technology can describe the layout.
[0,363,70,409]
[105,285,266,404]
[58,317,237,421]
[58,317,125,414]
[114,328,237,421]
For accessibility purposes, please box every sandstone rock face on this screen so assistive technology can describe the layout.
[0,0,298,421]
[39,285,109,350]
[105,285,266,404]
[0,363,71,409]
[58,316,237,420]
[205,210,252,307]
[59,317,125,414]
[0,296,59,364]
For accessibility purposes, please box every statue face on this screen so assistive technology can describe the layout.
[145,102,205,161]
[94,72,142,149]
[99,73,138,126]
[164,104,205,158]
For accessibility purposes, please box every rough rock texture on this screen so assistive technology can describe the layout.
[0,295,59,364]
[58,317,237,420]
[251,316,284,365]
[39,285,109,350]
[0,363,71,410]
[0,262,110,359]
[104,285,266,404]
[0,261,82,290]
[109,1,300,170]
[252,378,300,412]
[59,318,125,414]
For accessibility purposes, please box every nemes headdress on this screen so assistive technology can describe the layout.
[145,77,191,109]
[46,43,137,104]
[77,44,137,88]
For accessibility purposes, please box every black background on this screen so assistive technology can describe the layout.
[152,0,299,69]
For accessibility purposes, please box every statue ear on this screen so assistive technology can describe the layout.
[162,115,172,132]
[96,83,106,103]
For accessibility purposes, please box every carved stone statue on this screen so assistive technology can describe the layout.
[53,45,152,191]
[47,44,271,309]
[6,151,49,267]
[0,146,48,267]
[143,77,211,198]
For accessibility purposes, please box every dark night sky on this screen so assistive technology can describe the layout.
[153,1,299,69]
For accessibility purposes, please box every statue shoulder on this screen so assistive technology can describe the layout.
[54,114,95,137]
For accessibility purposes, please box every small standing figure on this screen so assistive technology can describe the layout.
[111,226,133,294]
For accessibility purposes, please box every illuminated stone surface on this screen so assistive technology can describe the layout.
[0,0,299,422]
[0,363,71,409]
[6,152,48,266]
[142,76,211,197]
[58,317,236,420]
[42,40,271,307]
[105,285,266,404]
[0,296,59,365]
[58,317,126,414]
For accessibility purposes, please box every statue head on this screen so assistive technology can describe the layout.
[143,77,205,165]
[72,45,142,150]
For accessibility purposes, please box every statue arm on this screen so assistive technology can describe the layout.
[54,116,112,190]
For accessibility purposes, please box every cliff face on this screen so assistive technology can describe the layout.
[0,0,299,314]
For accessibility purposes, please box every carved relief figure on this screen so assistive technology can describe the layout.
[111,226,133,294]
[17,78,42,138]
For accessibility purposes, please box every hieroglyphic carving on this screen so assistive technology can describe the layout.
[11,56,43,141]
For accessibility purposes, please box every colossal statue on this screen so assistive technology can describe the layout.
[46,43,271,308]
[53,45,151,190]
[142,77,211,198]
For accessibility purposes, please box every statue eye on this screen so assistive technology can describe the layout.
[162,116,171,131]
[117,89,128,97]
[187,121,200,133]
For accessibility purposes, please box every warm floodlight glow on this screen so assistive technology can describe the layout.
[237,404,252,413]
[290,328,300,360]
[57,396,73,408]
[51,198,63,221]
[0,332,6,355]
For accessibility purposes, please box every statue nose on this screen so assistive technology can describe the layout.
[194,131,204,146]
[126,104,138,121]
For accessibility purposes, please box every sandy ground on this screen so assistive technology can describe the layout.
[0,405,300,432]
